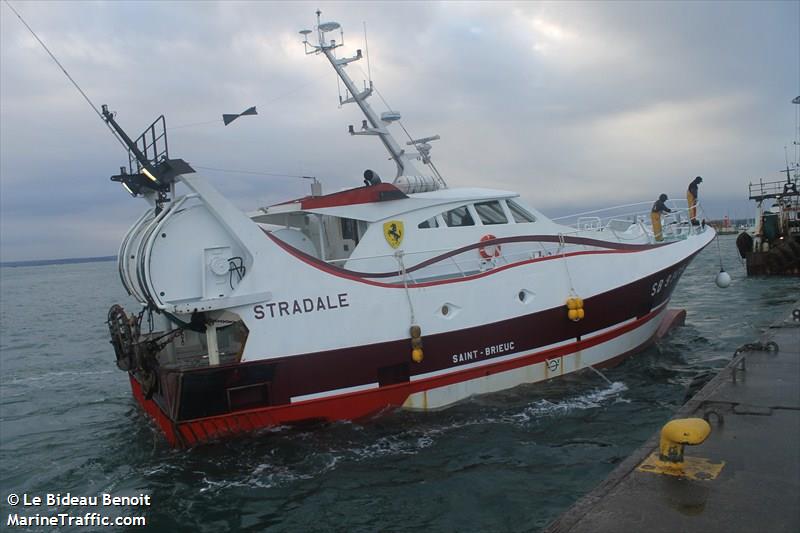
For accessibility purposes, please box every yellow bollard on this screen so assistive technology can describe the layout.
[659,418,711,463]
[637,417,725,480]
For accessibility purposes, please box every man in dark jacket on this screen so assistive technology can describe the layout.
[651,193,672,241]
[687,176,702,223]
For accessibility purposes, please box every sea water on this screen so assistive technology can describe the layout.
[0,235,796,532]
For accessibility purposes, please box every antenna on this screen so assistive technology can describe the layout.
[793,96,800,177]
[363,21,372,84]
[297,11,446,190]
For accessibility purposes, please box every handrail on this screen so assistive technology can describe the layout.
[560,201,707,242]
[554,199,692,227]
[552,201,653,221]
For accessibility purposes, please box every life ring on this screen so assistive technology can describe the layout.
[479,234,501,259]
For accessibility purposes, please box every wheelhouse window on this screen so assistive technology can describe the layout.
[443,206,474,227]
[474,201,508,225]
[340,218,360,243]
[418,216,439,229]
[507,200,536,223]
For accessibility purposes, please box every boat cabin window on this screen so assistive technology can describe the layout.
[474,201,508,225]
[340,218,360,244]
[507,200,536,223]
[320,216,368,262]
[418,216,440,229]
[442,206,475,227]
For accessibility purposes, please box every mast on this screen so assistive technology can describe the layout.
[300,11,446,189]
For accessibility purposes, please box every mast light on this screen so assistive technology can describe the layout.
[121,182,136,197]
[140,167,158,182]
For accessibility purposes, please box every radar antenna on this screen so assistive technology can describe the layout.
[299,11,446,190]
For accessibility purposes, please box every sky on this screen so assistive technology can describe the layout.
[1,0,798,261]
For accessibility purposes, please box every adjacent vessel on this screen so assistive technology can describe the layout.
[735,97,800,276]
[735,171,799,276]
[107,13,715,446]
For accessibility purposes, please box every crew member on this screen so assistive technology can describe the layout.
[687,176,702,223]
[651,193,672,242]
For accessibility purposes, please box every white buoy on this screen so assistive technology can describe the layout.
[715,269,731,288]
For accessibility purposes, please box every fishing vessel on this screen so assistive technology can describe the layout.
[735,171,799,276]
[106,13,715,447]
[735,98,800,276]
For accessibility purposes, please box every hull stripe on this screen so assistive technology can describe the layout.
[265,231,666,288]
[291,381,380,403]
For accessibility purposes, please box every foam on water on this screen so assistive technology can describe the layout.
[506,381,626,422]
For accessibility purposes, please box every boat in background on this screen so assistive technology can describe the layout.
[735,97,800,276]
[106,12,714,447]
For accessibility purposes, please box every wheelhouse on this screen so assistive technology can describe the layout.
[249,184,548,273]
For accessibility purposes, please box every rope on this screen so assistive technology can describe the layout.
[395,250,416,324]
[4,0,128,152]
[192,165,315,180]
[588,366,614,386]
[714,231,725,271]
[169,119,223,130]
[558,233,577,295]
[363,22,372,83]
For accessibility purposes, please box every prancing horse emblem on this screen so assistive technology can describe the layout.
[383,220,404,249]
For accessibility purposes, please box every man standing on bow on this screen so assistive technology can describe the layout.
[687,176,702,224]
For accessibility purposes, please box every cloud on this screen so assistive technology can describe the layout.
[0,0,798,260]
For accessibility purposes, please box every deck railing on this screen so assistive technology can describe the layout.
[554,200,708,242]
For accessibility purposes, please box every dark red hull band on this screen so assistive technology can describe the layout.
[265,231,667,288]
[130,307,685,448]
